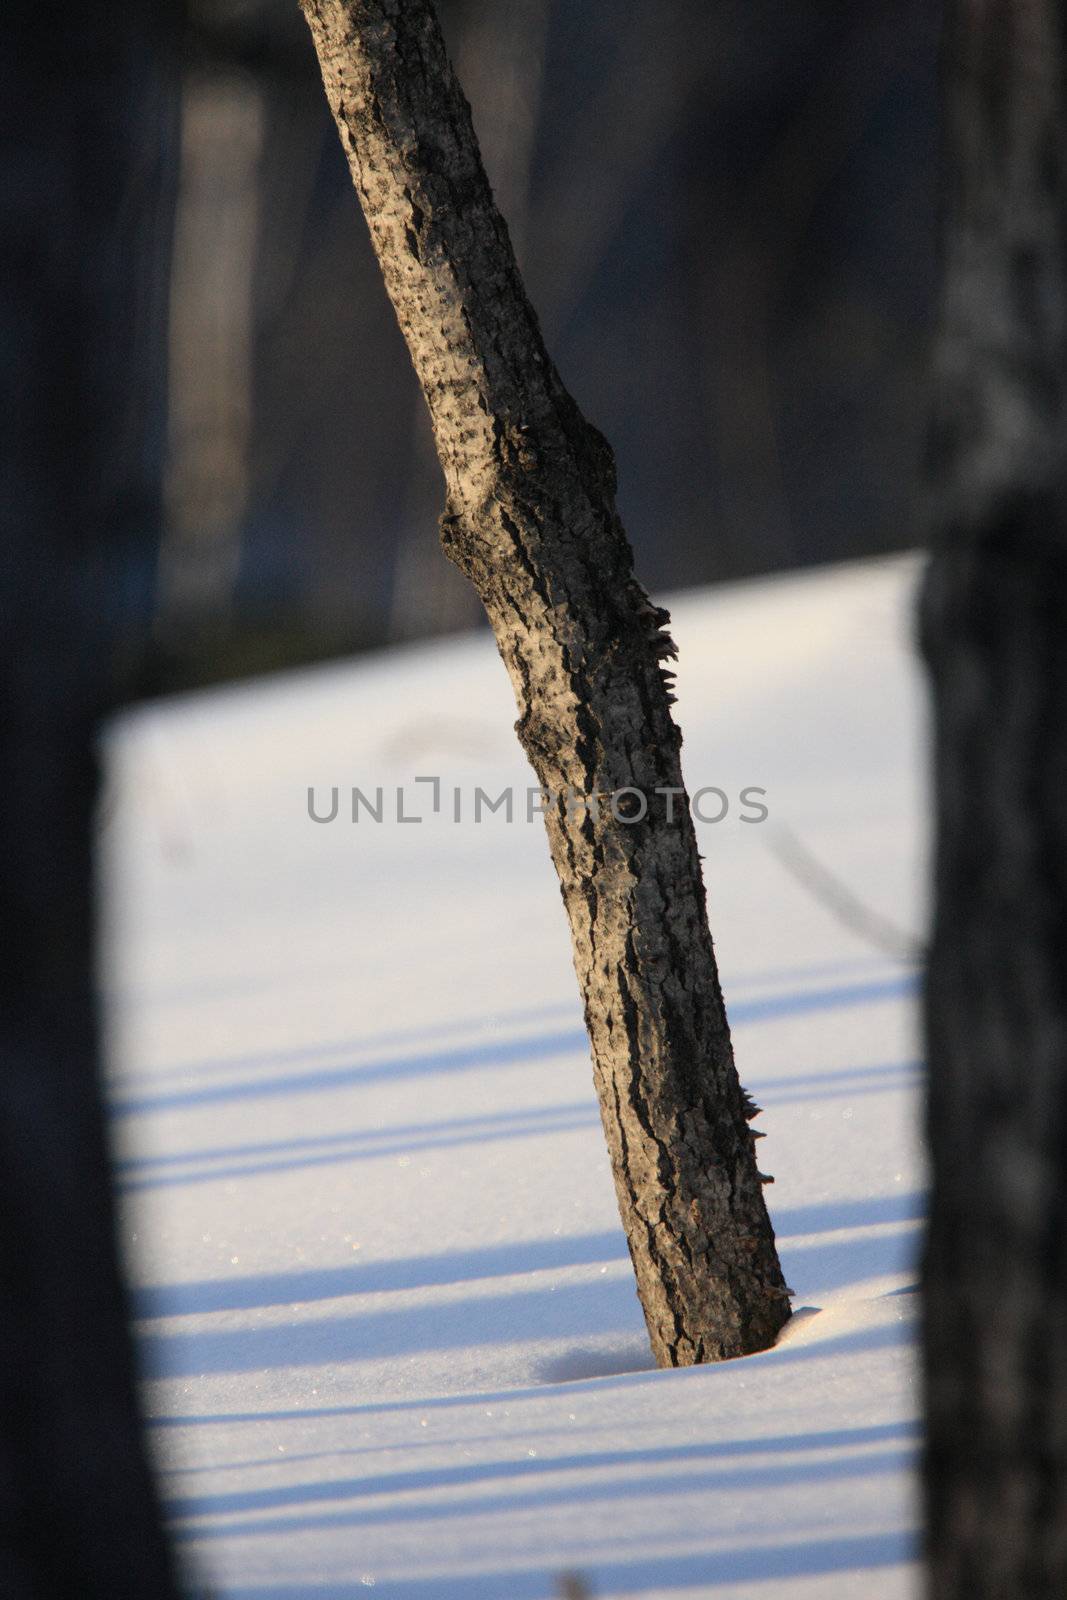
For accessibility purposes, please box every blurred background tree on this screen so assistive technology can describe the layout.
[0,6,183,1592]
[141,0,940,689]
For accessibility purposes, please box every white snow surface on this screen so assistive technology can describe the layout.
[101,553,927,1599]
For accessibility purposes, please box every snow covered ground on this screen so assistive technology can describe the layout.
[100,553,928,1599]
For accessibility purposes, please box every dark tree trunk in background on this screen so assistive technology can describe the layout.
[0,9,181,1596]
[922,1,1067,1593]
[302,0,791,1364]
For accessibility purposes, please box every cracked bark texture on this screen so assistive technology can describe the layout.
[922,0,1067,1592]
[302,0,791,1364]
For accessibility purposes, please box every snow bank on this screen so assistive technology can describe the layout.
[101,553,926,1598]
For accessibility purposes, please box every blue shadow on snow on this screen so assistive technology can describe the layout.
[113,971,916,1118]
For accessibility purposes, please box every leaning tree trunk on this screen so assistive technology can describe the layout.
[922,1,1067,1593]
[301,0,790,1364]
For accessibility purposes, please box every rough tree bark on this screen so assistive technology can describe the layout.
[922,0,1067,1592]
[301,0,791,1363]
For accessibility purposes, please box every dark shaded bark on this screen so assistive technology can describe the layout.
[921,1,1067,1593]
[0,8,181,1595]
[301,0,790,1364]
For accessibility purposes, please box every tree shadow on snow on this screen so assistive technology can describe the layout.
[113,971,916,1119]
[137,1187,924,1379]
[166,1423,918,1539]
[212,1532,915,1596]
[135,1231,630,1318]
[117,1101,599,1195]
